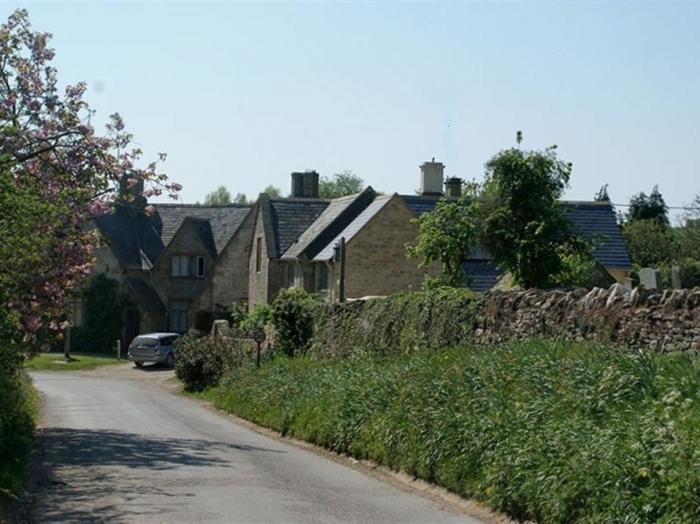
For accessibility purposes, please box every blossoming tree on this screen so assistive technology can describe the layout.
[0,9,180,353]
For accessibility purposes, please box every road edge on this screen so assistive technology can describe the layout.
[176,382,514,524]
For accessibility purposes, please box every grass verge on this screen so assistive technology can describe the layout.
[200,340,700,523]
[24,351,123,371]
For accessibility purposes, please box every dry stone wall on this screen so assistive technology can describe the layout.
[479,285,700,352]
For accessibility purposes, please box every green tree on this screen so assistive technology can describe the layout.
[594,184,611,202]
[622,219,675,268]
[318,171,365,199]
[479,133,574,288]
[626,186,668,225]
[232,192,249,204]
[81,274,130,352]
[407,195,478,286]
[203,186,232,205]
[263,185,282,198]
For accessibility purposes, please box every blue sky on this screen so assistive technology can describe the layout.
[11,1,700,216]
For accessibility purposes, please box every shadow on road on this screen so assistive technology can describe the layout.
[14,427,283,523]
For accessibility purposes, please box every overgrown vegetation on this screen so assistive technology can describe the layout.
[312,288,481,359]
[270,288,318,357]
[73,274,130,353]
[175,330,252,391]
[202,341,700,523]
[0,347,37,514]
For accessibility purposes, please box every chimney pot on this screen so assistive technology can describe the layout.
[420,160,444,196]
[445,177,463,198]
[291,170,319,198]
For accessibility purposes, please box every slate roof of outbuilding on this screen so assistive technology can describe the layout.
[561,201,632,269]
[93,203,251,270]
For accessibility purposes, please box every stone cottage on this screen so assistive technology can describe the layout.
[76,180,253,344]
[247,161,632,305]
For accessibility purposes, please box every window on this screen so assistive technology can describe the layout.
[285,262,295,288]
[171,255,190,277]
[196,256,205,278]
[168,302,188,333]
[316,263,329,291]
[171,255,206,278]
[255,237,262,272]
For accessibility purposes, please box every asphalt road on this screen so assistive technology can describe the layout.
[20,370,483,524]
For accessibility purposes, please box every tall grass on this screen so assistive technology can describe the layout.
[203,341,700,523]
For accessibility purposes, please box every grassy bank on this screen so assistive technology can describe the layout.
[0,367,38,516]
[24,351,123,371]
[201,341,700,523]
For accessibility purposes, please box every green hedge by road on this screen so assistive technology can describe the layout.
[0,348,37,514]
[201,341,700,523]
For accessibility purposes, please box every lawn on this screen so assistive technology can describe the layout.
[24,351,124,371]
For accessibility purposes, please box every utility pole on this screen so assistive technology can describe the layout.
[335,237,347,303]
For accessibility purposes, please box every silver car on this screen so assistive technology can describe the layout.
[128,333,181,368]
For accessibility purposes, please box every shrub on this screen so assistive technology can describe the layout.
[205,341,700,523]
[175,331,249,391]
[271,288,318,357]
[0,346,37,512]
[238,304,273,336]
[193,310,215,333]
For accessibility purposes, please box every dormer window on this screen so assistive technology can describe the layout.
[196,256,205,278]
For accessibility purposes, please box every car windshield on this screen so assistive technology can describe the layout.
[132,337,158,347]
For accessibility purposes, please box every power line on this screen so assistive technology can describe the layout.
[611,202,700,211]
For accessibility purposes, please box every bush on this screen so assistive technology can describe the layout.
[174,331,249,391]
[271,288,318,357]
[205,341,700,523]
[238,304,273,336]
[0,346,37,512]
[311,287,481,359]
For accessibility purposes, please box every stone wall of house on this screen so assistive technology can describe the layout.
[248,209,271,307]
[343,196,439,299]
[196,211,254,312]
[478,284,700,352]
[151,220,215,330]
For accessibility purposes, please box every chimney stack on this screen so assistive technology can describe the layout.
[445,177,463,198]
[420,158,444,196]
[291,170,320,198]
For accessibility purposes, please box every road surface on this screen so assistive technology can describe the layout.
[19,370,483,523]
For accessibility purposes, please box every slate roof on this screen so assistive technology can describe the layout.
[401,194,446,216]
[314,194,394,261]
[94,203,251,270]
[462,260,502,293]
[561,201,632,269]
[123,277,166,312]
[262,197,330,258]
[282,188,377,260]
[400,195,631,270]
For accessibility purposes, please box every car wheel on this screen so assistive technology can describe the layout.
[134,362,144,368]
[165,353,175,369]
